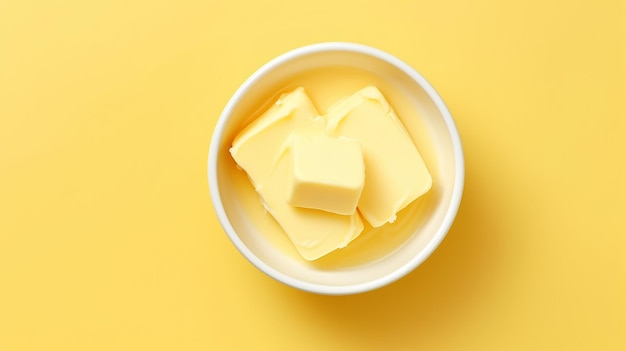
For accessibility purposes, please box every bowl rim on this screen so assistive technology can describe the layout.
[208,42,464,295]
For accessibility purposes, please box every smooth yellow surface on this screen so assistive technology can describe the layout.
[0,0,624,349]
[289,135,364,216]
[230,87,322,187]
[326,86,432,227]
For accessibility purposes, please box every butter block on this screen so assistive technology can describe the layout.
[230,87,323,187]
[288,135,364,216]
[261,144,364,261]
[325,86,432,227]
[230,88,364,260]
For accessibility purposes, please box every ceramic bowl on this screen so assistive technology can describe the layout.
[208,42,464,295]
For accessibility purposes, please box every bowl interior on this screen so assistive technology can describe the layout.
[211,44,462,293]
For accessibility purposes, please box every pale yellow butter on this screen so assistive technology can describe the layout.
[288,135,365,216]
[230,87,323,187]
[325,86,432,227]
[230,88,364,261]
[260,144,364,261]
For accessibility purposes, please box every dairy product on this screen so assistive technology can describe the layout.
[259,143,364,261]
[230,88,364,261]
[325,86,432,227]
[229,66,435,266]
[288,135,364,216]
[230,87,321,187]
[230,84,432,260]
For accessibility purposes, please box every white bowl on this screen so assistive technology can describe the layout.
[208,42,464,295]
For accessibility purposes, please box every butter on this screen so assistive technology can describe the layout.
[260,144,364,261]
[325,86,432,227]
[288,135,364,216]
[230,88,364,261]
[230,87,322,187]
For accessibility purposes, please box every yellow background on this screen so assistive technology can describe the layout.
[1,0,625,349]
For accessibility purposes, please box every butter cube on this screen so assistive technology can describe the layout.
[288,135,364,216]
[325,86,432,227]
[261,145,364,261]
[230,88,364,261]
